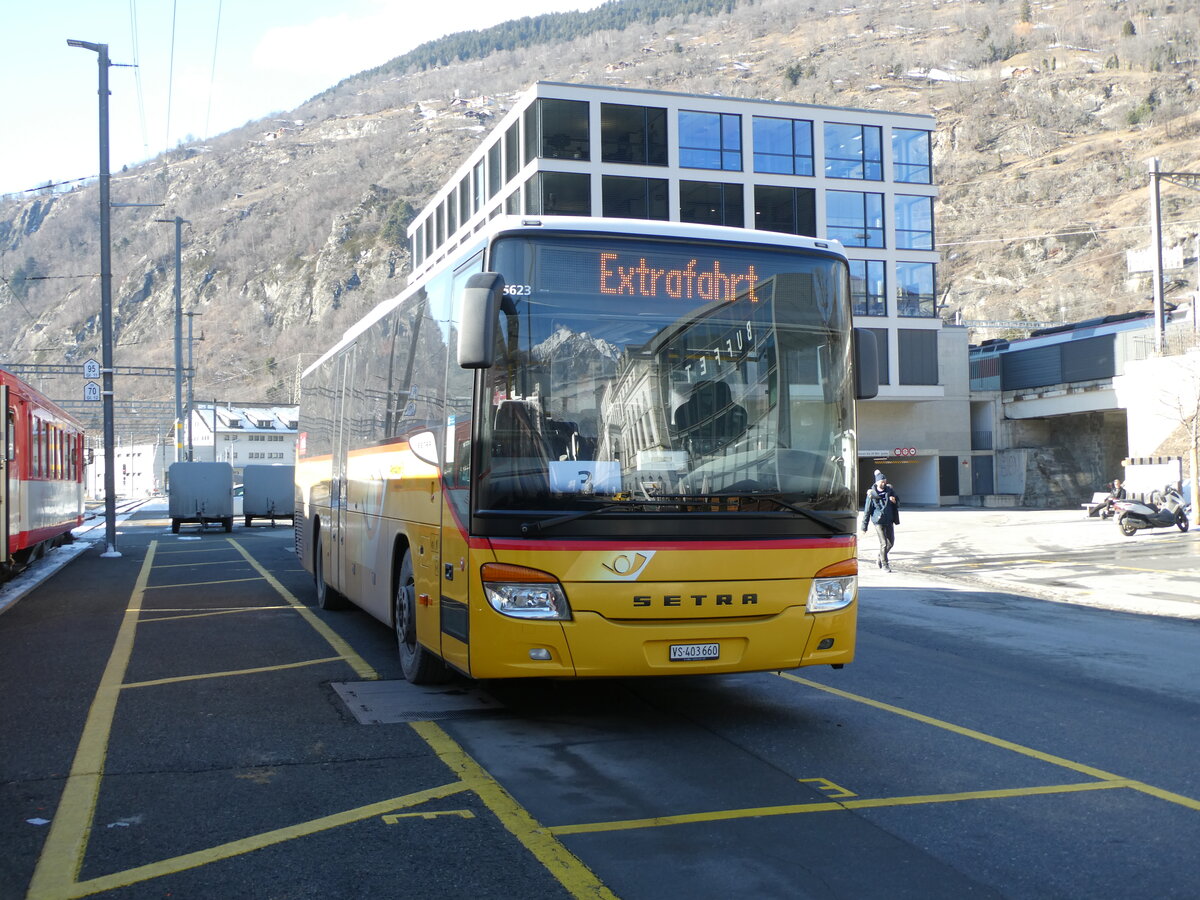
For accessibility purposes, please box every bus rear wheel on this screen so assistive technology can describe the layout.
[395,552,448,685]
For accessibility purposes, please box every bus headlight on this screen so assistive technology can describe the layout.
[807,576,856,612]
[481,563,572,620]
[806,560,858,613]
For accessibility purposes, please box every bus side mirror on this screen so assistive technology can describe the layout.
[853,328,879,400]
[458,273,506,369]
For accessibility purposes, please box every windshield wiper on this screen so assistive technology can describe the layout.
[521,494,847,535]
[711,494,847,534]
[521,504,626,535]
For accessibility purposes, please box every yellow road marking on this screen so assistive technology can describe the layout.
[54,782,470,900]
[27,541,159,900]
[412,720,618,900]
[227,538,378,681]
[781,674,1200,811]
[145,576,264,590]
[382,809,476,824]
[549,780,1131,836]
[140,606,295,623]
[153,559,252,569]
[798,777,857,798]
[153,547,238,556]
[121,656,346,689]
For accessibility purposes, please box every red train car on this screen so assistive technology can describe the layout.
[1,369,86,573]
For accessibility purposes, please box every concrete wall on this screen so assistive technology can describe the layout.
[1114,347,1200,457]
[1003,411,1127,507]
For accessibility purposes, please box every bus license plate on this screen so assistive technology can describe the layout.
[669,642,720,661]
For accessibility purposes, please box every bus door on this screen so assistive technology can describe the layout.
[329,345,356,596]
[437,258,485,674]
[1,385,9,565]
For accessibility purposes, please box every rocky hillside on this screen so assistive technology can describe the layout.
[1,0,1197,431]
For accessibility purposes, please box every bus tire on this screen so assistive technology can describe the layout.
[313,528,349,610]
[171,519,180,534]
[395,551,449,685]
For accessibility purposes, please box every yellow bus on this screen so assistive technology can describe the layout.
[295,217,878,683]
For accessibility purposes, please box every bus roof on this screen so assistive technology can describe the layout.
[304,216,848,379]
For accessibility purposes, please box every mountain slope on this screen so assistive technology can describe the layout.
[1,0,1197,432]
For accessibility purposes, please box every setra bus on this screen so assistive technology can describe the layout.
[295,217,878,683]
[2,368,86,576]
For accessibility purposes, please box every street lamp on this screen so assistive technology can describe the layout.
[67,38,120,558]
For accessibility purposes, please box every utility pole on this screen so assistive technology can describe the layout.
[1146,161,1200,351]
[155,216,189,462]
[67,39,120,558]
[185,311,202,460]
[1148,158,1165,355]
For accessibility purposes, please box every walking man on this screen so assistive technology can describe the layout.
[861,469,900,571]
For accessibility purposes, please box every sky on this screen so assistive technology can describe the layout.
[1,0,602,197]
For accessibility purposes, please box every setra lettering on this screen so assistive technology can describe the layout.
[632,593,759,608]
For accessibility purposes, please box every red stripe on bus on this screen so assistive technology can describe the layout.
[473,536,855,552]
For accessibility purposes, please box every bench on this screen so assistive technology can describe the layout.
[1082,492,1110,517]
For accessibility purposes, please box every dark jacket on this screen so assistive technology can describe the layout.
[861,484,900,530]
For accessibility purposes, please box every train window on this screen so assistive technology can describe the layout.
[6,410,13,461]
[32,418,41,477]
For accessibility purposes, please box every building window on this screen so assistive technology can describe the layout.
[754,185,816,236]
[752,116,814,176]
[898,328,939,384]
[601,103,668,165]
[679,181,744,227]
[849,259,887,316]
[472,161,485,214]
[865,327,890,385]
[602,175,668,220]
[826,191,884,247]
[679,110,741,171]
[458,175,470,225]
[446,189,458,235]
[504,122,520,182]
[893,128,932,184]
[488,141,502,198]
[524,98,590,161]
[896,261,936,317]
[824,122,882,180]
[895,195,934,250]
[525,171,591,216]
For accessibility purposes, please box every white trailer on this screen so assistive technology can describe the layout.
[242,465,295,527]
[168,462,235,533]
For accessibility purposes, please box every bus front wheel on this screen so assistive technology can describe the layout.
[395,552,449,685]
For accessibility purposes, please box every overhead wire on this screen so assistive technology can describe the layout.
[205,0,225,139]
[128,0,149,158]
[164,0,179,151]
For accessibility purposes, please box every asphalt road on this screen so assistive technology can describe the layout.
[1,507,1197,899]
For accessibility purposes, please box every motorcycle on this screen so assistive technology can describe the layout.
[1112,485,1190,537]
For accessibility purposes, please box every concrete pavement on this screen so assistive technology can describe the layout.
[862,506,1200,620]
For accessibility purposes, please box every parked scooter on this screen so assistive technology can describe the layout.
[1112,485,1190,537]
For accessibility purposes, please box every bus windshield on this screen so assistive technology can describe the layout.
[477,233,855,518]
